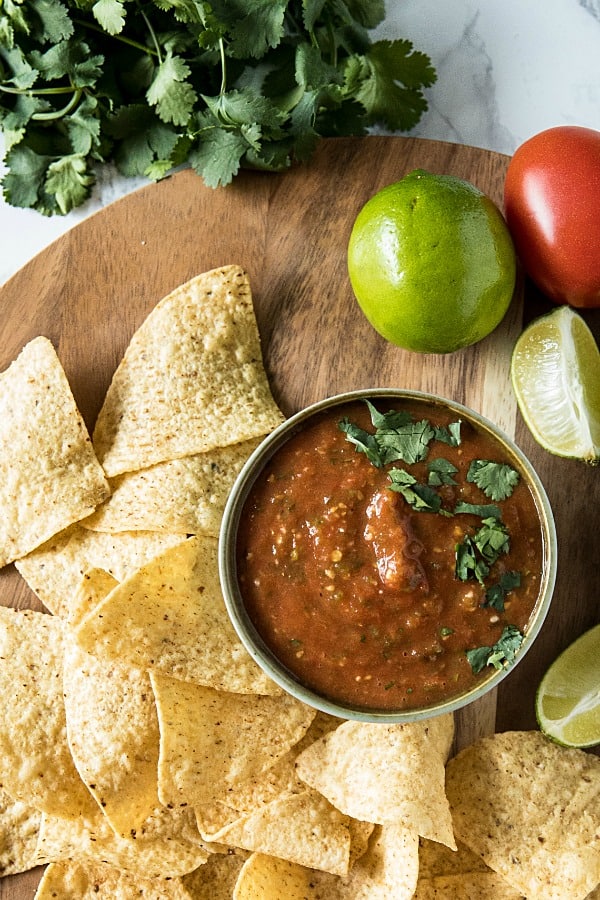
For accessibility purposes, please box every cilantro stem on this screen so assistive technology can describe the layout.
[0,82,84,122]
[72,16,159,57]
[0,85,75,96]
[140,8,162,63]
[33,89,83,122]
[218,38,227,96]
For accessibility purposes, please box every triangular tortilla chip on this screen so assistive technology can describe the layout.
[36,805,209,878]
[92,266,284,476]
[295,715,456,848]
[150,672,315,808]
[63,637,160,837]
[233,825,420,899]
[73,535,278,695]
[0,607,96,819]
[0,336,109,567]
[34,859,194,900]
[210,789,353,876]
[446,730,600,900]
[15,524,186,617]
[83,438,263,536]
[181,853,246,899]
[415,838,524,898]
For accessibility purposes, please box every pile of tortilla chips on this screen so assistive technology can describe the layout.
[1,265,599,899]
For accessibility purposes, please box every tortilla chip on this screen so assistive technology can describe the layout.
[92,266,284,477]
[150,672,315,808]
[36,805,209,878]
[233,825,420,899]
[295,715,456,848]
[15,524,186,617]
[182,853,246,899]
[413,872,526,898]
[415,839,524,898]
[67,567,119,630]
[0,786,42,877]
[73,535,278,695]
[63,637,160,837]
[418,837,489,879]
[83,438,263,536]
[34,858,194,899]
[195,713,339,838]
[205,789,353,876]
[0,336,109,567]
[0,606,96,819]
[445,730,600,900]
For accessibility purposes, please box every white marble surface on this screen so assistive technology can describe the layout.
[1,0,599,287]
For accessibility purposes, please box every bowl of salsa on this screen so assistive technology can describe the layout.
[219,389,557,722]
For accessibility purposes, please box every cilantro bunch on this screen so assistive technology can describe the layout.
[0,0,436,215]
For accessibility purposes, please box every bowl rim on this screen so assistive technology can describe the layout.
[219,388,558,723]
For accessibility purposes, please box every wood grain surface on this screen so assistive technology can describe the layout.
[0,136,598,899]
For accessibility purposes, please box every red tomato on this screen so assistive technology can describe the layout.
[504,126,600,308]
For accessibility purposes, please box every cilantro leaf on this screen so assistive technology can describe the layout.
[338,418,384,468]
[364,400,412,431]
[92,0,126,35]
[433,420,462,446]
[473,517,510,564]
[428,458,458,486]
[189,124,248,187]
[350,39,436,131]
[454,501,501,519]
[455,517,510,584]
[147,52,197,125]
[45,153,94,213]
[455,535,489,584]
[388,468,442,513]
[376,419,435,465]
[2,144,49,209]
[484,571,521,611]
[466,624,524,674]
[30,0,74,42]
[467,459,520,501]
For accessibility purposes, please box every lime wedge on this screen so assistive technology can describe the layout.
[510,306,600,463]
[536,624,600,748]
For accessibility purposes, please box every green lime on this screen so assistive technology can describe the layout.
[347,169,517,353]
[536,624,600,748]
[510,306,600,463]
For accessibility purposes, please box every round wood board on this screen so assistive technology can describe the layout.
[0,136,598,898]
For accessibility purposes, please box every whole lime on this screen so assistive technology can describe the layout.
[347,170,517,353]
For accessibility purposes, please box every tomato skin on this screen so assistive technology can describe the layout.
[504,126,600,308]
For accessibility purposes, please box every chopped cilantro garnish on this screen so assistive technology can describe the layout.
[454,501,502,519]
[466,625,524,674]
[467,459,520,501]
[455,518,510,583]
[484,571,521,611]
[388,468,442,512]
[474,517,510,564]
[338,419,385,467]
[428,458,458,486]
[433,420,462,446]
[455,535,490,584]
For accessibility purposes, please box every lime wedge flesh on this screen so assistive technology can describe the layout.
[536,624,600,748]
[511,306,600,462]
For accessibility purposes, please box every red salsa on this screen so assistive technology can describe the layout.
[236,399,545,711]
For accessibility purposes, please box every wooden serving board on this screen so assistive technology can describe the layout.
[0,136,598,898]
